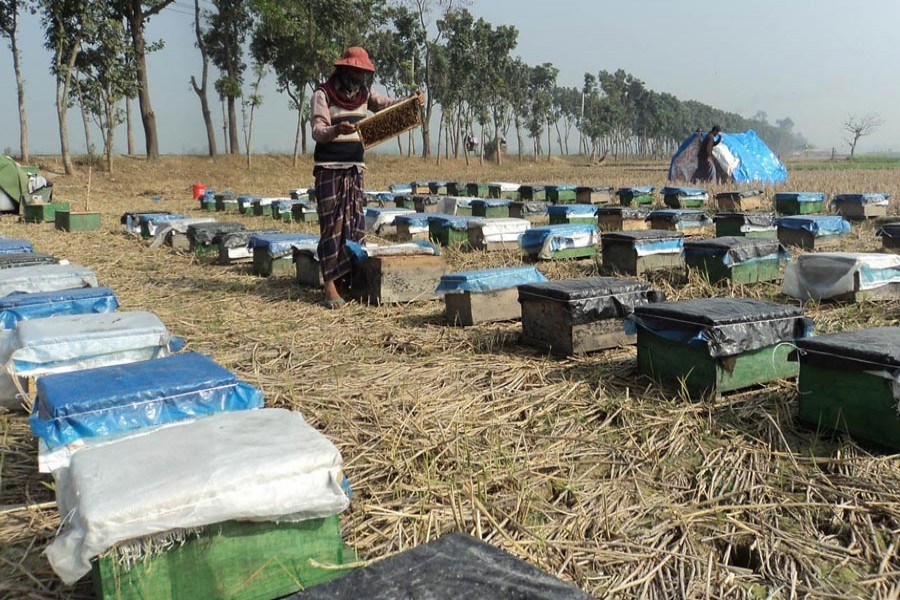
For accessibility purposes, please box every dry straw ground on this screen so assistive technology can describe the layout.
[2,153,900,599]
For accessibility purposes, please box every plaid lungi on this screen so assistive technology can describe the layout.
[315,166,366,282]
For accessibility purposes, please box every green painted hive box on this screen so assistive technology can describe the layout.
[546,185,577,203]
[660,187,708,209]
[249,233,318,277]
[427,216,471,246]
[631,298,812,397]
[202,198,218,212]
[715,190,765,212]
[92,516,355,600]
[55,210,101,232]
[487,183,520,200]
[428,181,448,195]
[215,196,240,213]
[252,199,273,216]
[413,195,443,213]
[713,212,777,238]
[188,222,246,257]
[547,204,596,226]
[272,201,300,223]
[394,195,416,209]
[291,203,319,223]
[24,202,70,223]
[794,327,900,451]
[520,224,598,261]
[445,181,467,197]
[466,183,489,198]
[601,230,684,276]
[616,187,655,207]
[683,236,789,284]
[471,199,511,218]
[774,192,825,215]
[518,185,547,201]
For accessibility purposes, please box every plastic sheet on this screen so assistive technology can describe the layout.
[0,252,58,270]
[289,533,593,600]
[0,264,98,297]
[120,211,171,234]
[272,199,302,211]
[0,287,118,329]
[488,181,520,192]
[47,408,349,584]
[428,215,476,231]
[602,230,685,256]
[646,209,713,225]
[518,277,663,325]
[782,252,900,300]
[436,266,547,295]
[793,327,900,372]
[395,212,454,228]
[248,232,318,259]
[774,192,825,203]
[140,213,187,237]
[186,222,246,245]
[547,204,597,216]
[878,223,900,239]
[616,186,654,196]
[0,239,33,254]
[220,229,280,249]
[684,237,789,266]
[669,130,787,184]
[520,224,598,259]
[471,199,512,209]
[390,183,412,194]
[597,206,650,219]
[831,193,890,206]
[253,197,276,207]
[467,218,530,243]
[148,217,217,249]
[713,212,775,229]
[775,215,850,237]
[345,241,439,264]
[715,190,764,200]
[628,298,812,357]
[512,201,550,215]
[30,352,263,449]
[660,187,708,198]
[365,207,415,233]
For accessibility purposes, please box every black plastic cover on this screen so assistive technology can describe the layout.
[713,212,775,227]
[715,190,763,200]
[601,230,684,242]
[633,298,811,357]
[596,207,649,219]
[684,236,786,262]
[220,228,280,249]
[413,195,441,205]
[119,210,170,225]
[518,277,664,325]
[576,186,612,193]
[187,222,247,245]
[286,533,593,600]
[0,252,58,269]
[878,223,900,239]
[794,327,900,372]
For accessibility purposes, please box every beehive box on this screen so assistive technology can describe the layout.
[138,213,188,239]
[601,230,684,276]
[782,252,900,302]
[715,190,765,212]
[632,298,812,396]
[24,202,70,224]
[350,244,444,305]
[356,96,422,149]
[201,196,217,212]
[187,222,246,257]
[394,195,416,209]
[428,181,448,195]
[467,218,530,251]
[471,199,512,219]
[713,212,777,238]
[774,192,826,215]
[252,198,274,217]
[794,327,900,451]
[446,182,467,197]
[660,186,708,209]
[409,181,430,195]
[518,185,547,201]
[509,201,550,224]
[520,224,598,261]
[775,215,850,250]
[427,215,474,247]
[121,210,172,235]
[576,186,613,204]
[365,207,415,236]
[548,204,597,225]
[831,193,890,220]
[237,195,257,214]
[616,186,655,207]
[55,211,101,232]
[646,209,714,235]
[413,195,443,213]
[293,247,324,287]
[291,203,319,223]
[488,182,520,200]
[438,266,547,326]
[395,213,452,242]
[272,200,301,223]
[519,277,664,356]
[546,184,577,203]
[466,183,489,198]
[683,236,789,284]
[218,229,278,264]
[596,207,650,232]
[0,252,57,270]
[878,223,900,254]
[215,194,239,213]
[249,232,318,277]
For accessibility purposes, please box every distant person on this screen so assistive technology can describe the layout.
[311,46,424,308]
[692,125,722,183]
[465,133,479,153]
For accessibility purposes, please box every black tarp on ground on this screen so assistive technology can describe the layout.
[286,533,594,600]
[793,327,900,372]
[712,212,775,227]
[596,206,649,220]
[187,222,247,245]
[683,236,787,263]
[631,298,812,357]
[518,277,664,325]
[0,252,57,269]
[601,230,683,242]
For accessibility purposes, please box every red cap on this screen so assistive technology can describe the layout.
[334,46,375,72]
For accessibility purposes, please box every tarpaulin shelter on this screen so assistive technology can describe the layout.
[668,130,788,184]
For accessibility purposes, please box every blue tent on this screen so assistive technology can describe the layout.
[668,130,787,184]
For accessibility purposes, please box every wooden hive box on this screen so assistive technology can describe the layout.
[466,182,489,198]
[831,193,890,220]
[601,230,684,276]
[794,327,900,451]
[547,203,597,226]
[878,223,900,254]
[632,298,812,397]
[660,186,708,209]
[215,194,240,213]
[616,187,655,207]
[356,96,422,149]
[395,212,449,242]
[293,247,324,287]
[24,201,70,224]
[509,201,550,224]
[596,206,650,232]
[683,236,789,284]
[413,195,443,213]
[713,212,777,238]
[409,181,431,195]
[646,209,714,235]
[467,218,530,251]
[545,184,577,204]
[365,207,415,236]
[782,252,900,302]
[520,224,598,261]
[518,185,547,201]
[428,181,448,195]
[518,277,664,356]
[350,244,444,305]
[576,186,613,204]
[291,203,319,223]
[715,190,765,212]
[427,215,473,247]
[471,199,512,219]
[249,232,318,277]
[394,195,416,209]
[775,215,850,250]
[445,181,467,197]
[188,222,246,257]
[439,266,546,326]
[252,198,273,216]
[487,182,520,200]
[774,192,826,215]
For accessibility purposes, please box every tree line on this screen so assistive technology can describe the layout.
[0,0,809,174]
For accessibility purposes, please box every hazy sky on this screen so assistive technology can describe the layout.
[2,0,898,155]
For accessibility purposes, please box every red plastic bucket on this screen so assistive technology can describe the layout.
[192,183,206,199]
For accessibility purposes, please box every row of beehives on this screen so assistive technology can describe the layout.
[4,228,364,597]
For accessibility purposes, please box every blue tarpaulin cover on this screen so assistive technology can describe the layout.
[774,192,825,203]
[775,215,850,236]
[471,199,512,209]
[389,184,412,194]
[669,130,788,184]
[0,239,33,254]
[520,224,598,250]
[139,213,187,224]
[0,287,118,329]
[547,204,597,216]
[345,241,440,263]
[546,184,576,191]
[832,193,890,205]
[395,213,455,227]
[617,186,655,196]
[660,187,707,197]
[436,266,547,294]
[30,352,264,449]
[428,215,475,231]
[248,232,318,258]
[272,199,302,211]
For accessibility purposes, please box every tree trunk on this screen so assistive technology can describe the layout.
[10,28,28,163]
[420,102,431,158]
[301,116,308,154]
[221,97,228,151]
[105,96,115,173]
[227,95,239,154]
[191,0,216,157]
[547,119,552,162]
[56,79,74,175]
[514,116,523,162]
[80,94,93,163]
[128,5,160,159]
[292,108,302,168]
[125,96,135,155]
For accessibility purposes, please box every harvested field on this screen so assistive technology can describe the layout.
[2,153,900,599]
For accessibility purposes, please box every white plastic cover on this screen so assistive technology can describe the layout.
[149,217,217,249]
[0,264,98,298]
[488,181,520,192]
[468,218,531,243]
[783,252,900,300]
[537,231,598,259]
[365,208,415,233]
[47,408,349,584]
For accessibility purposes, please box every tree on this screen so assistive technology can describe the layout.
[111,0,176,160]
[843,114,883,158]
[191,0,216,157]
[205,0,252,155]
[527,62,557,161]
[0,0,28,162]
[241,62,265,169]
